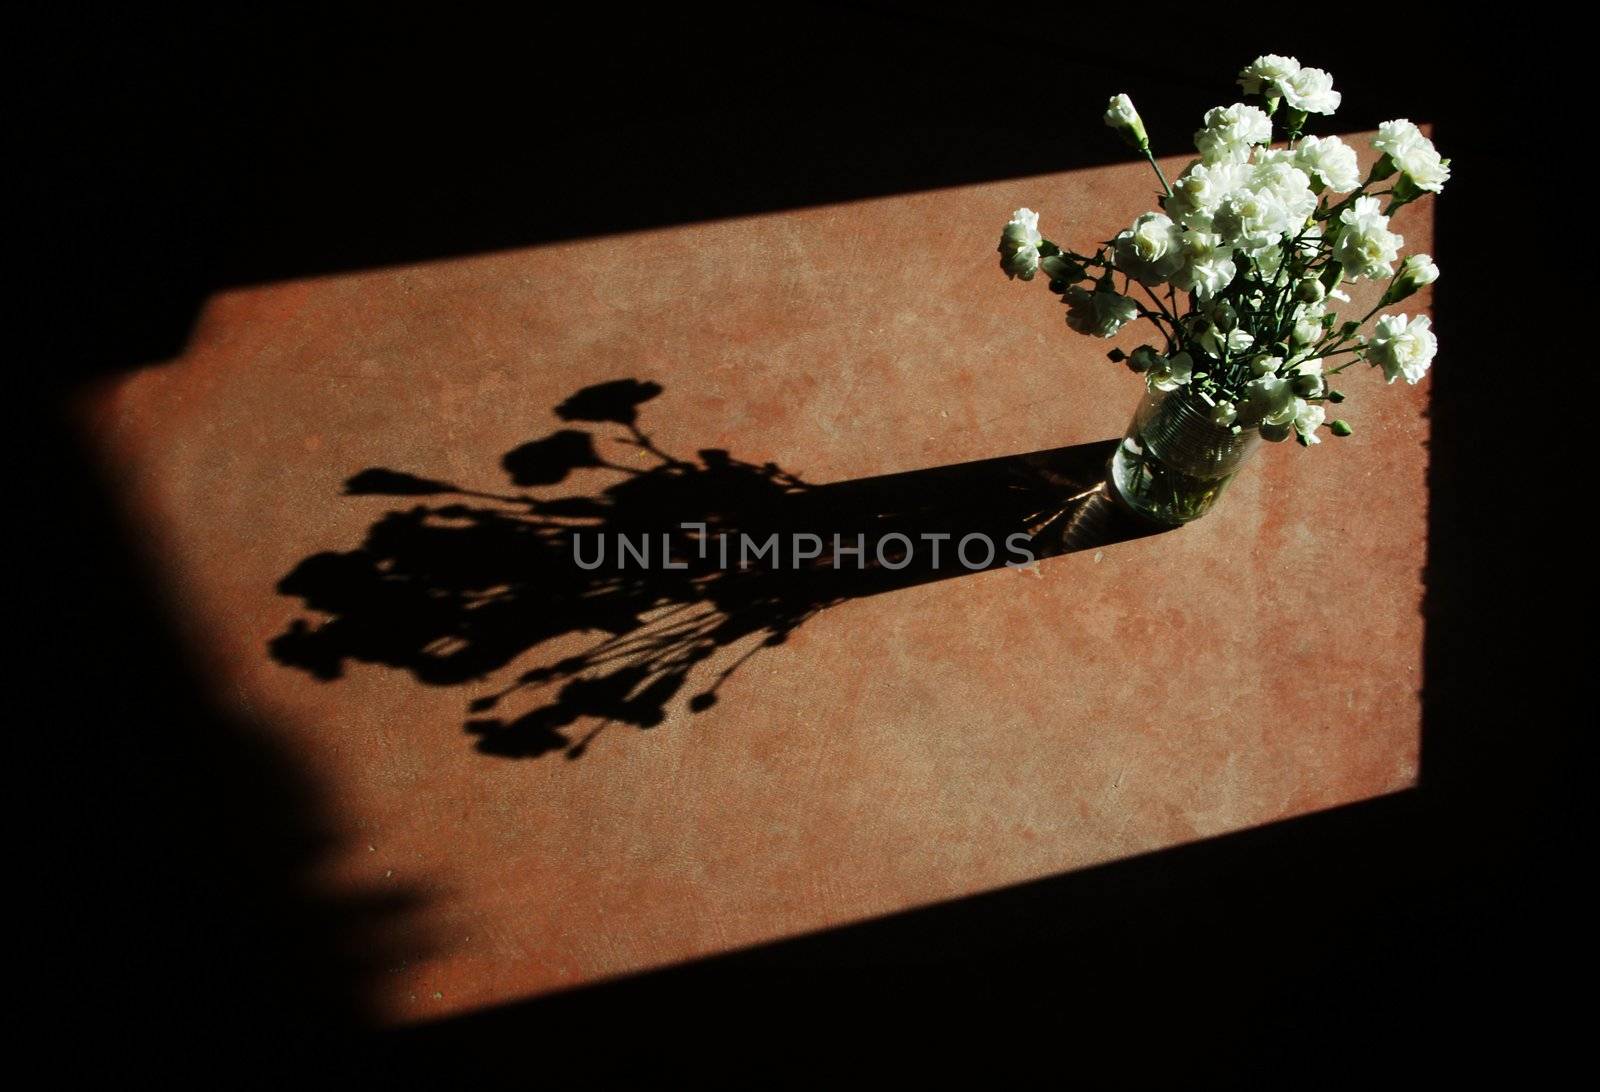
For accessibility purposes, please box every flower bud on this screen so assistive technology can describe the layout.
[1381,253,1439,306]
[1128,345,1163,374]
[1291,315,1321,346]
[1104,94,1149,151]
[1295,278,1326,304]
[1330,419,1354,436]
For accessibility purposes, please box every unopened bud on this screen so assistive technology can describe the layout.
[1104,93,1149,151]
[1381,253,1439,306]
[1296,278,1326,304]
[1128,346,1164,374]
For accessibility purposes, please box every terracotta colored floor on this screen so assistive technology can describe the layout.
[79,136,1431,1023]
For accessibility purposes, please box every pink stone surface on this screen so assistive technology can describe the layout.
[78,137,1431,1022]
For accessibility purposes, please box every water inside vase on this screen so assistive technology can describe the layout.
[1108,389,1259,525]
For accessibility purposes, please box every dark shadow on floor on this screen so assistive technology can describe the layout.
[34,402,429,1084]
[270,378,1160,758]
[384,791,1436,1082]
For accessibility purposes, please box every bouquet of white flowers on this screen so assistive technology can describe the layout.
[998,55,1445,523]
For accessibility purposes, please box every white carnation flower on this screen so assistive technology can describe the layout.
[1399,253,1439,289]
[1282,67,1340,114]
[1289,357,1325,397]
[1064,285,1139,338]
[1294,401,1326,444]
[1291,301,1326,347]
[1148,351,1193,392]
[1194,103,1272,164]
[1112,212,1186,285]
[1249,156,1318,225]
[1254,221,1322,285]
[1294,135,1360,192]
[1170,231,1237,299]
[1254,244,1286,283]
[1166,159,1250,230]
[1333,196,1404,280]
[1373,120,1450,193]
[1210,400,1238,426]
[1238,55,1300,98]
[1399,144,1450,193]
[1240,374,1297,430]
[1369,313,1437,384]
[1199,323,1254,358]
[1213,187,1289,256]
[1373,119,1427,160]
[998,207,1043,280]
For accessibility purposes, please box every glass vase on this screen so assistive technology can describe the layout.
[1107,385,1261,525]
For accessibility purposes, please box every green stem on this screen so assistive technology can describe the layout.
[1325,352,1369,375]
[1143,148,1173,198]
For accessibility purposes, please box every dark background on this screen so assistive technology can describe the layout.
[30,5,1571,1084]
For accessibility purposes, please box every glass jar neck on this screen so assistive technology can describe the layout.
[1136,386,1260,480]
